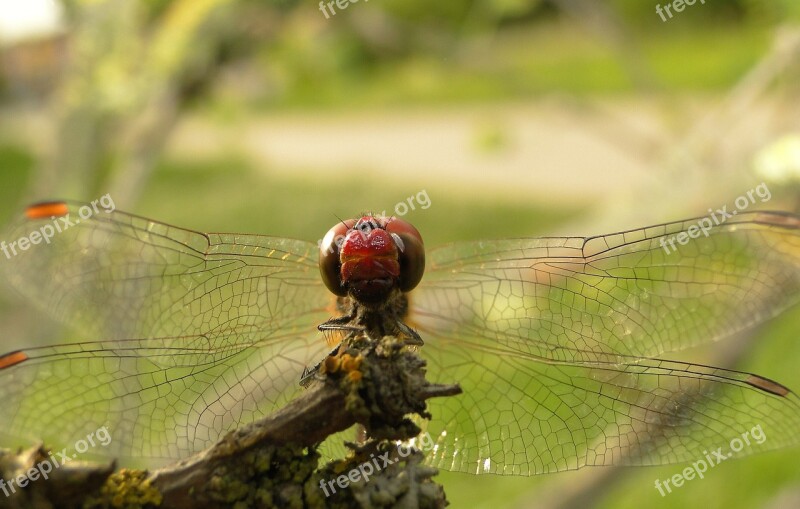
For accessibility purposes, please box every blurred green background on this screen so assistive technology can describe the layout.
[1,0,800,507]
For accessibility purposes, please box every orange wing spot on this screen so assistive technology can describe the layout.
[753,212,800,228]
[26,201,69,219]
[745,374,790,397]
[0,351,28,369]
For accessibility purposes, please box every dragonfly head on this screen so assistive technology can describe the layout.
[319,215,425,304]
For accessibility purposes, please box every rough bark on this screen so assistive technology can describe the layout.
[0,334,460,509]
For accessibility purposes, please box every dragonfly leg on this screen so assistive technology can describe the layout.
[299,342,343,387]
[396,319,423,346]
[317,313,363,334]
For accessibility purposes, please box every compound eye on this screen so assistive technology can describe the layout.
[385,218,425,292]
[319,220,355,296]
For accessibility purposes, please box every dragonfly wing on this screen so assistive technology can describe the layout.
[0,329,329,463]
[0,200,330,340]
[0,201,333,462]
[411,211,800,474]
[418,340,800,474]
[412,211,800,362]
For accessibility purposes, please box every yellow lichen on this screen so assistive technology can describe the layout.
[84,468,162,509]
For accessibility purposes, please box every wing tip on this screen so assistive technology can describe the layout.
[745,374,791,397]
[25,201,69,220]
[0,350,29,369]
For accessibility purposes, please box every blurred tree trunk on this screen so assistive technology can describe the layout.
[33,0,236,208]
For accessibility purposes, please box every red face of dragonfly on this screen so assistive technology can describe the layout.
[319,216,425,304]
[1,200,800,478]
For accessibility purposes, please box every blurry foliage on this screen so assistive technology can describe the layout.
[136,155,583,246]
[19,0,239,204]
[0,145,34,223]
[612,0,800,24]
[1,0,797,208]
[190,0,796,111]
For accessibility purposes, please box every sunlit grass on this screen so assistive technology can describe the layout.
[0,145,34,223]
[137,156,584,244]
[237,23,771,113]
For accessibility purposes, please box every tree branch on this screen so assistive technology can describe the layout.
[0,334,461,509]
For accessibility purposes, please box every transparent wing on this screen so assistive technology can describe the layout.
[0,201,332,462]
[0,330,327,462]
[420,341,800,474]
[1,200,330,340]
[411,211,800,474]
[413,211,800,362]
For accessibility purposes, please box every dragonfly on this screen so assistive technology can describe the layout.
[0,200,799,476]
